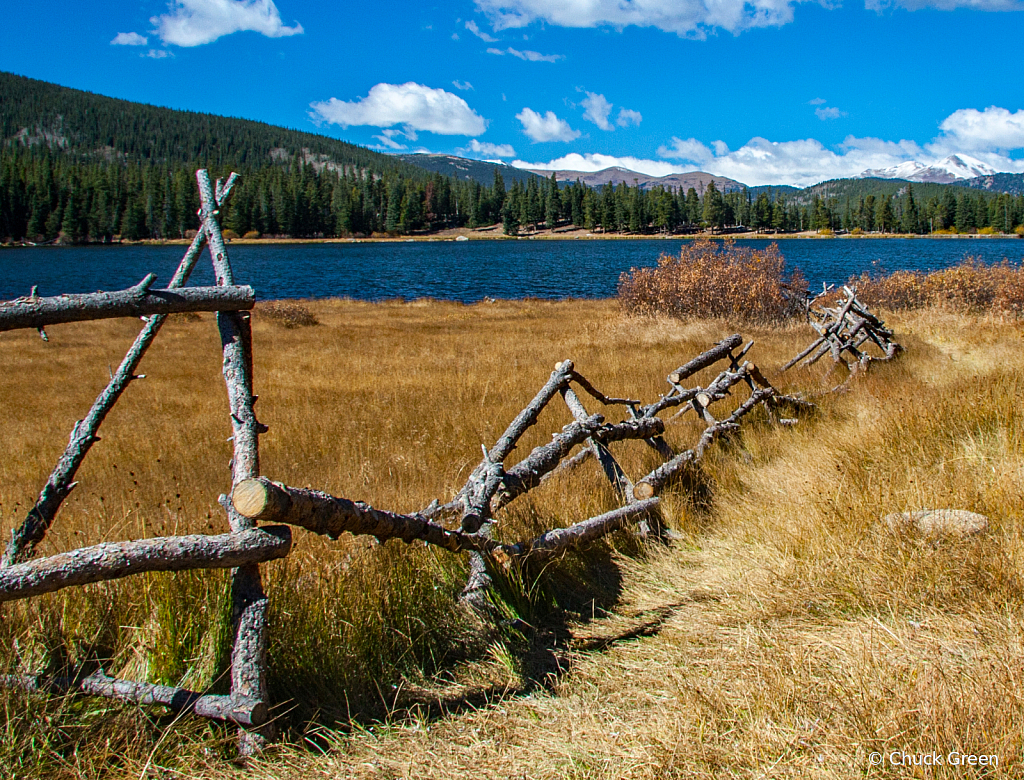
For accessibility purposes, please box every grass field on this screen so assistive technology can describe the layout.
[1,296,1022,778]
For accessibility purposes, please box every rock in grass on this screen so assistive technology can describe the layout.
[884,509,989,539]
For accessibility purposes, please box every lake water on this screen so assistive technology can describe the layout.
[2,238,1022,302]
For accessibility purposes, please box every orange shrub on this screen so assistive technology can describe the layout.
[853,257,1024,314]
[618,239,807,324]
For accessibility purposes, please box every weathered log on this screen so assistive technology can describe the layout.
[0,280,254,332]
[493,415,664,512]
[634,388,773,497]
[196,169,271,756]
[488,360,576,466]
[539,445,595,484]
[781,336,826,372]
[667,334,742,385]
[0,527,291,603]
[0,672,267,726]
[507,498,660,561]
[747,364,816,413]
[232,480,663,567]
[2,181,237,568]
[450,360,577,534]
[562,388,633,500]
[231,478,502,554]
[237,414,661,538]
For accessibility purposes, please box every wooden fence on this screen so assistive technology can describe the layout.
[0,170,903,756]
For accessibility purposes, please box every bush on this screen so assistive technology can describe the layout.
[853,257,1024,314]
[243,230,261,239]
[221,229,239,240]
[618,238,807,324]
[258,301,320,328]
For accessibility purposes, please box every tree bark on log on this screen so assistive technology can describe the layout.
[453,360,576,536]
[667,334,742,385]
[196,169,272,756]
[634,388,773,498]
[231,478,503,554]
[506,498,660,561]
[561,388,633,500]
[2,180,237,568]
[232,479,662,566]
[0,527,291,603]
[0,281,254,332]
[493,416,664,512]
[0,672,267,727]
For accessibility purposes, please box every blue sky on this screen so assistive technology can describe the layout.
[2,0,1023,186]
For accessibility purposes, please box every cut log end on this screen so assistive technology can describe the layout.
[232,479,273,519]
[668,372,682,385]
[633,481,656,500]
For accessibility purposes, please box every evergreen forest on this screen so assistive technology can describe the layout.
[3,70,1024,243]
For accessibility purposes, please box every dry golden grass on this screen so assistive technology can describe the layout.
[1,298,1023,778]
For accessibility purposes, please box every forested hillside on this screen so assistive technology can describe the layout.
[2,70,1023,243]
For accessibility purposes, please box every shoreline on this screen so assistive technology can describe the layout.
[3,227,1021,248]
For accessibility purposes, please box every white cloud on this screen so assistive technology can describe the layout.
[145,49,171,58]
[815,106,846,120]
[452,80,474,90]
[111,32,147,45]
[867,0,1022,9]
[657,137,716,165]
[475,0,802,37]
[513,152,685,177]
[310,83,487,136]
[931,106,1024,153]
[617,108,642,127]
[513,104,1024,188]
[582,92,614,131]
[516,108,581,142]
[152,0,303,47]
[465,20,498,40]
[462,139,518,158]
[373,130,408,150]
[809,97,827,105]
[476,0,1024,38]
[487,46,563,62]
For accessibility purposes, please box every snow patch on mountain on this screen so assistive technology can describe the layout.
[860,154,997,184]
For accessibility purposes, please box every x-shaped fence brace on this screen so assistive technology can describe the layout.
[0,169,903,756]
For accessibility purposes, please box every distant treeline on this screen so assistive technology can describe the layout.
[3,145,1024,243]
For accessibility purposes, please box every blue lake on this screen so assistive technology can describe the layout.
[2,238,1022,302]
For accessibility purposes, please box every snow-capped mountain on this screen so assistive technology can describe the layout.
[860,154,997,184]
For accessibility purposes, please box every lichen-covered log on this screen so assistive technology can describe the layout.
[493,415,665,511]
[506,498,660,562]
[456,360,577,533]
[0,672,267,727]
[559,388,634,499]
[233,479,661,566]
[231,478,504,554]
[0,280,254,332]
[667,334,742,385]
[0,527,291,603]
[196,169,272,756]
[634,388,774,498]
